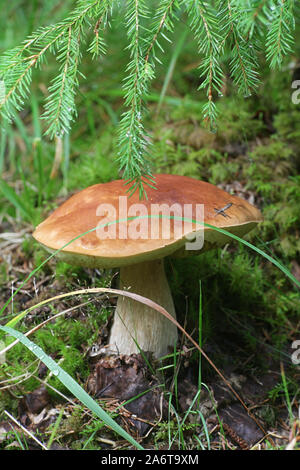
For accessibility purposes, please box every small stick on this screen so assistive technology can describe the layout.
[214,203,233,218]
[4,410,48,450]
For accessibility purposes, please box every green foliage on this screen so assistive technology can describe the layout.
[185,0,223,129]
[216,98,265,142]
[1,325,143,449]
[117,0,155,196]
[265,0,295,69]
[219,0,260,97]
[2,297,110,395]
[0,0,298,195]
[268,376,299,405]
[0,143,56,225]
[0,0,112,133]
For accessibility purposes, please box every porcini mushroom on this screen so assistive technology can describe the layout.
[33,174,263,358]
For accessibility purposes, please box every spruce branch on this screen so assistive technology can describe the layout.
[117,0,152,198]
[266,0,295,69]
[0,0,298,197]
[185,0,224,130]
[88,15,108,58]
[145,0,180,62]
[117,0,181,197]
[219,0,260,97]
[242,0,270,39]
[0,29,66,121]
[42,26,81,138]
[0,0,109,127]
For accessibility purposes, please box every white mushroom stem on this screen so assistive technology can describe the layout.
[108,259,178,358]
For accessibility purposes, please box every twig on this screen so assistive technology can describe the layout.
[222,422,250,450]
[4,410,48,450]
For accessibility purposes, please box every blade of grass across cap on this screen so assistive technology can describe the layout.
[0,325,144,450]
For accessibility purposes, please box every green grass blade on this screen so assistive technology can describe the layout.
[0,178,32,219]
[0,324,144,450]
[12,112,31,151]
[46,406,65,449]
[156,29,188,116]
[32,137,44,206]
[31,94,42,139]
[280,362,294,423]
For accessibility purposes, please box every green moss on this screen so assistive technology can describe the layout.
[209,160,240,185]
[216,98,266,143]
[244,140,294,190]
[54,261,85,282]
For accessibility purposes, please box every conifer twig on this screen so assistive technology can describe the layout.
[0,0,297,197]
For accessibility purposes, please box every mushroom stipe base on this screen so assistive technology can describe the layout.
[107,259,178,359]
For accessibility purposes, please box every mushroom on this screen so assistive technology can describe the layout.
[33,174,263,359]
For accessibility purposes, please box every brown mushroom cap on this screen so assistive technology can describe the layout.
[33,174,263,267]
